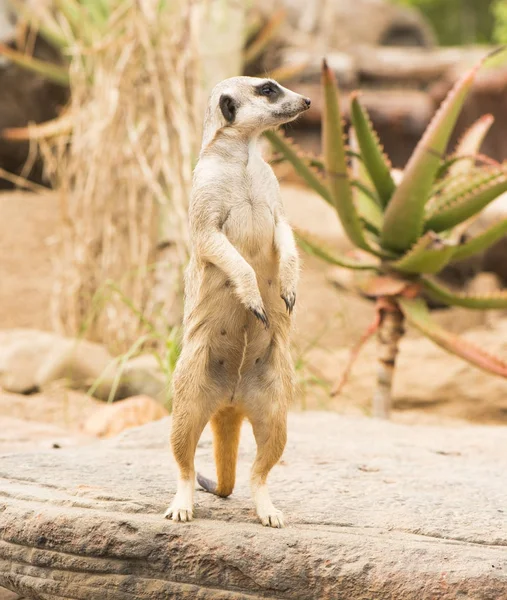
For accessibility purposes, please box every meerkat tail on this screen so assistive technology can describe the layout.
[198,408,244,498]
[197,472,218,494]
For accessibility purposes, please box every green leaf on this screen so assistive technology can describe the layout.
[399,296,507,378]
[453,218,507,261]
[349,128,384,234]
[421,277,507,309]
[425,174,507,232]
[55,0,94,45]
[448,114,495,178]
[381,60,480,252]
[390,231,456,274]
[427,167,503,215]
[350,93,395,207]
[322,60,370,252]
[264,130,333,206]
[351,181,383,233]
[295,229,379,270]
[0,43,69,85]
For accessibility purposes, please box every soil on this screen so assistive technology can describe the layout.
[0,184,505,434]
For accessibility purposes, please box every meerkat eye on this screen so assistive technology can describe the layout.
[255,81,282,100]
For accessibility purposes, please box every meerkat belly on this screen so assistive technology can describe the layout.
[184,261,274,396]
[223,199,276,266]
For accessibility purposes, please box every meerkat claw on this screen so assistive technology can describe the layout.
[259,510,285,528]
[281,293,296,314]
[250,306,270,328]
[164,505,193,522]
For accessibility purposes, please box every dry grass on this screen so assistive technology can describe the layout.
[39,1,206,353]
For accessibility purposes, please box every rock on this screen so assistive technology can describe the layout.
[254,0,435,57]
[0,413,506,599]
[0,416,92,453]
[0,389,102,431]
[0,330,167,402]
[0,329,114,394]
[0,588,21,600]
[121,354,167,403]
[83,395,169,438]
[308,317,507,423]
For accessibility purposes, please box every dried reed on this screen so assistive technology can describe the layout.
[38,0,242,353]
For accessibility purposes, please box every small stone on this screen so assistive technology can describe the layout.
[83,396,168,438]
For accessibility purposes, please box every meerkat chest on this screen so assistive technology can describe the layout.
[223,159,278,257]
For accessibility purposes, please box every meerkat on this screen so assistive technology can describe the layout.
[164,76,311,528]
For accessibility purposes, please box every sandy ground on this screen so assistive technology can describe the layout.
[0,190,57,331]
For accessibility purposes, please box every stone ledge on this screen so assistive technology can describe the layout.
[0,414,506,599]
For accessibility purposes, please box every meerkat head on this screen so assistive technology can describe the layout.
[201,76,311,148]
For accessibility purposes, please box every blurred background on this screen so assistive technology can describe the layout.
[0,0,507,461]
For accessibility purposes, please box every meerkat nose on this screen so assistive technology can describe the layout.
[304,97,311,107]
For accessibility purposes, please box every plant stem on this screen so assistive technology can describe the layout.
[372,298,404,419]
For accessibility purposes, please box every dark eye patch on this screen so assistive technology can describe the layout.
[254,81,283,102]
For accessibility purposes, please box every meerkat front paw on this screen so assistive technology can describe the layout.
[279,260,298,315]
[280,289,296,314]
[235,270,269,328]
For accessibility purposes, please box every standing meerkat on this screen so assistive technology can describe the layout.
[165,76,311,528]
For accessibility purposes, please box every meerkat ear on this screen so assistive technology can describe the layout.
[219,94,237,123]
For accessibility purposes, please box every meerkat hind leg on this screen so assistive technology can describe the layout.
[249,406,287,528]
[165,397,213,522]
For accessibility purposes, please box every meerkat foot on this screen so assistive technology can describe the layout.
[164,478,194,522]
[164,505,193,522]
[253,484,285,528]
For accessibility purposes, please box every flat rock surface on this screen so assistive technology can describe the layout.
[0,413,506,599]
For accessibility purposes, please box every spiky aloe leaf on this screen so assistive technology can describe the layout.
[322,60,371,252]
[429,164,505,213]
[399,297,507,378]
[352,182,383,233]
[350,94,395,207]
[381,60,481,252]
[452,218,507,261]
[390,231,456,274]
[421,277,507,309]
[264,130,333,206]
[295,229,378,270]
[425,174,507,232]
[0,43,69,86]
[448,114,494,178]
[349,127,383,233]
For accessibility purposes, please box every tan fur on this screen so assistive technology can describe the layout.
[164,76,310,527]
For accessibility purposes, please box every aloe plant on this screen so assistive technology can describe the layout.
[266,52,507,419]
